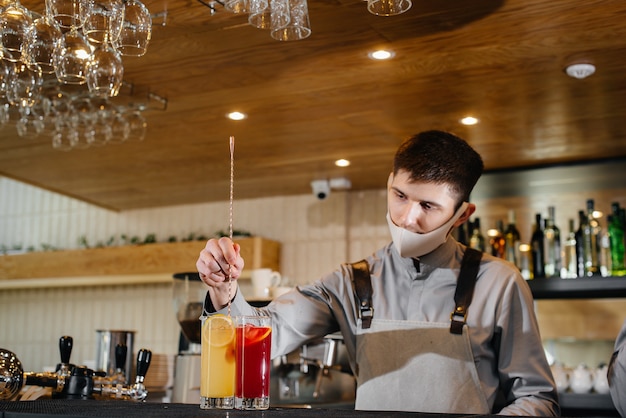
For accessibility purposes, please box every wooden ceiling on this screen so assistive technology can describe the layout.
[1,0,626,210]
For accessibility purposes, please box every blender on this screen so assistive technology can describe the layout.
[171,272,205,403]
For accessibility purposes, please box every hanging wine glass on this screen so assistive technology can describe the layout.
[49,90,77,150]
[53,26,93,84]
[46,0,85,30]
[89,96,113,145]
[269,0,290,36]
[0,0,34,62]
[0,48,15,98]
[366,0,411,16]
[125,108,146,141]
[82,0,124,45]
[248,0,270,29]
[113,0,151,57]
[52,124,79,150]
[47,87,72,127]
[224,0,248,13]
[0,100,10,125]
[87,43,124,97]
[25,13,63,75]
[16,104,45,138]
[109,108,130,143]
[68,95,96,148]
[7,59,43,108]
[270,0,311,41]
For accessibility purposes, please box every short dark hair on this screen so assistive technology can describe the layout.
[393,130,484,203]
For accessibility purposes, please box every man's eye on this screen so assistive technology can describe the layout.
[421,202,432,210]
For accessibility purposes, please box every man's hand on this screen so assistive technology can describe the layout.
[196,237,245,309]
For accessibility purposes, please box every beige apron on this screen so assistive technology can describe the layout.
[354,318,490,413]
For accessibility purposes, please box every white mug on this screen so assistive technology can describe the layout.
[250,268,281,298]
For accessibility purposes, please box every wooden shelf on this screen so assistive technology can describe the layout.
[0,237,280,289]
[528,276,626,299]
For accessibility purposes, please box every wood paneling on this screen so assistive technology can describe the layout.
[1,0,626,210]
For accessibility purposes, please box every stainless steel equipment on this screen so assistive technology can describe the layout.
[171,272,204,404]
[0,337,152,401]
[95,330,135,384]
[271,334,356,408]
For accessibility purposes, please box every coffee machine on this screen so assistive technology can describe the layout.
[171,272,205,404]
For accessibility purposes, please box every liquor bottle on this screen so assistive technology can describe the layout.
[562,219,578,279]
[575,210,586,278]
[530,213,545,279]
[489,220,506,259]
[543,206,561,278]
[582,199,601,276]
[609,203,626,277]
[600,224,611,277]
[469,218,486,252]
[504,210,521,268]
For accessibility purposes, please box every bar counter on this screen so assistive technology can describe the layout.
[0,400,496,418]
[0,399,611,418]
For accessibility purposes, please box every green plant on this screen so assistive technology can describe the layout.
[78,236,90,249]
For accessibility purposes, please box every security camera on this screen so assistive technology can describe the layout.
[311,180,330,200]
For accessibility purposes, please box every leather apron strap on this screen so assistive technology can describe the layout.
[450,247,483,334]
[351,260,373,329]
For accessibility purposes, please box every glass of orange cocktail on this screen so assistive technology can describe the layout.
[200,314,235,409]
[234,315,272,410]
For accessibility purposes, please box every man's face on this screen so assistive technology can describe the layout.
[387,170,460,234]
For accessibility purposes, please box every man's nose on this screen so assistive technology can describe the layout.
[401,202,422,228]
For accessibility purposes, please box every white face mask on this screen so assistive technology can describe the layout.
[386,202,469,258]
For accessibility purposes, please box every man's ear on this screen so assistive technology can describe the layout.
[454,203,476,228]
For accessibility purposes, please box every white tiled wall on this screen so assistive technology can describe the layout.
[0,176,390,372]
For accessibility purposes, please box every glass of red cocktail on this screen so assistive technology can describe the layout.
[234,315,272,410]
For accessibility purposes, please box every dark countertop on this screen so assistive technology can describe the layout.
[0,400,469,418]
[1,398,620,418]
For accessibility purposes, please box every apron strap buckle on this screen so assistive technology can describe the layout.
[450,306,467,335]
[361,305,374,329]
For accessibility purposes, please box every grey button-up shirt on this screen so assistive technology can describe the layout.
[215,237,559,416]
[609,319,626,416]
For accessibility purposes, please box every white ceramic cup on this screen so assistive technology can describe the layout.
[250,268,281,299]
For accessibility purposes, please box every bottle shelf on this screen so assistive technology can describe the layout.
[528,276,626,299]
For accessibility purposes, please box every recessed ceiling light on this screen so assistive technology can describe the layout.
[335,158,350,167]
[460,116,479,125]
[227,111,247,120]
[565,63,596,79]
[368,50,395,60]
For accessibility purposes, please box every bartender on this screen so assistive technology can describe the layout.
[197,130,559,415]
